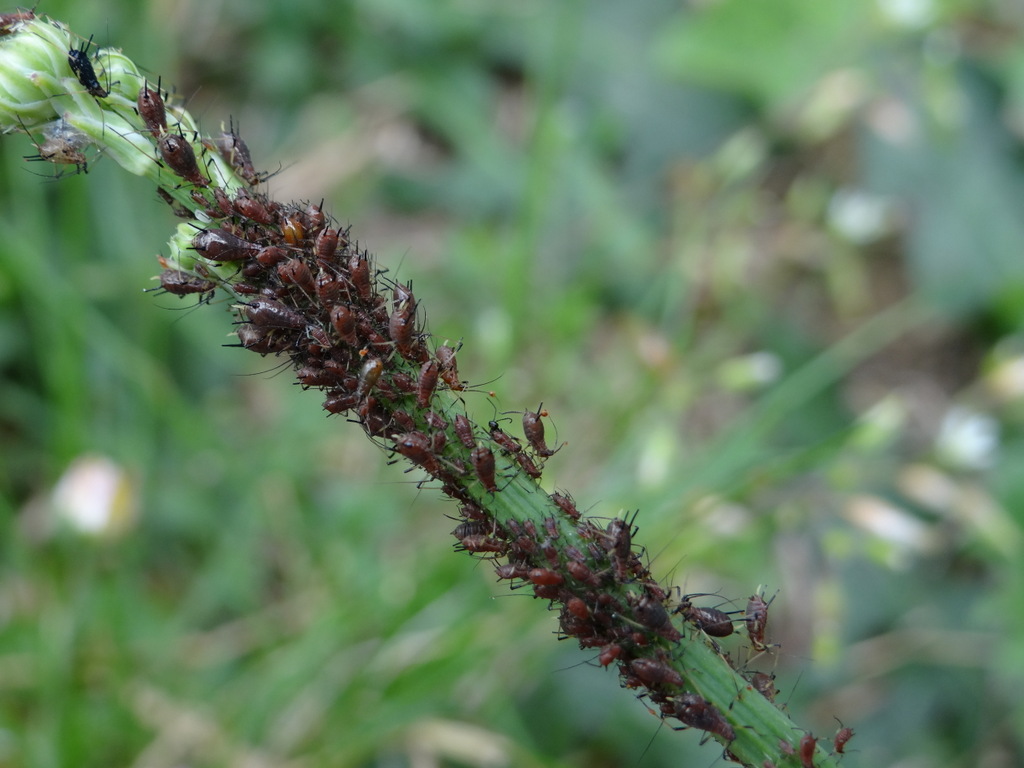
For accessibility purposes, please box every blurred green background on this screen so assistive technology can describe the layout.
[2,0,1024,766]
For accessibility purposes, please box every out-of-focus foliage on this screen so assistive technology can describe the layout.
[1,0,1023,766]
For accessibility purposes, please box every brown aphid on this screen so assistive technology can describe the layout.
[315,270,347,305]
[213,118,260,185]
[243,298,306,330]
[304,324,331,349]
[424,410,448,431]
[234,323,290,355]
[314,227,339,266]
[136,78,167,138]
[458,534,506,554]
[470,443,498,493]
[494,563,530,581]
[513,450,543,480]
[23,118,89,176]
[416,359,439,410]
[527,568,563,587]
[0,8,35,34]
[158,132,208,186]
[192,228,258,262]
[296,364,339,389]
[633,594,672,632]
[523,405,561,457]
[303,201,327,236]
[833,721,854,754]
[256,245,289,267]
[323,389,359,415]
[390,303,417,359]
[746,591,772,651]
[390,409,416,432]
[629,658,684,688]
[598,643,622,667]
[488,420,522,454]
[435,344,464,390]
[232,189,275,225]
[451,520,493,539]
[157,268,215,297]
[605,516,635,561]
[672,694,736,742]
[676,599,735,638]
[565,597,590,620]
[356,357,383,400]
[453,414,476,449]
[358,395,389,438]
[329,305,359,345]
[393,430,440,473]
[565,560,599,587]
[277,258,315,294]
[799,733,817,768]
[550,491,581,520]
[349,252,373,300]
[750,672,778,703]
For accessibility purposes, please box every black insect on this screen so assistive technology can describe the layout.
[68,34,109,98]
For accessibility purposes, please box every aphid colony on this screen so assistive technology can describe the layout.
[150,81,839,768]
[3,11,847,763]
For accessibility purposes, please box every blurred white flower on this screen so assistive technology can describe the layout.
[935,406,999,470]
[51,455,138,538]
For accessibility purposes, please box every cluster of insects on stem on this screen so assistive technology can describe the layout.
[0,10,854,766]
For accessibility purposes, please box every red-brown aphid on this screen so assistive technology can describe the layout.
[746,591,773,651]
[470,444,497,493]
[157,268,215,297]
[416,359,439,410]
[458,534,506,554]
[137,78,167,138]
[676,597,735,638]
[193,228,259,262]
[232,188,275,225]
[349,252,373,300]
[278,258,315,294]
[0,8,35,34]
[158,132,208,186]
[833,720,854,754]
[528,568,564,587]
[213,117,261,185]
[671,693,736,742]
[550,491,580,520]
[243,298,306,330]
[390,304,417,359]
[452,414,476,449]
[750,672,778,703]
[329,305,359,345]
[314,227,340,266]
[435,344,464,391]
[629,658,684,688]
[494,563,529,581]
[799,733,817,767]
[522,404,561,457]
[598,643,622,667]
